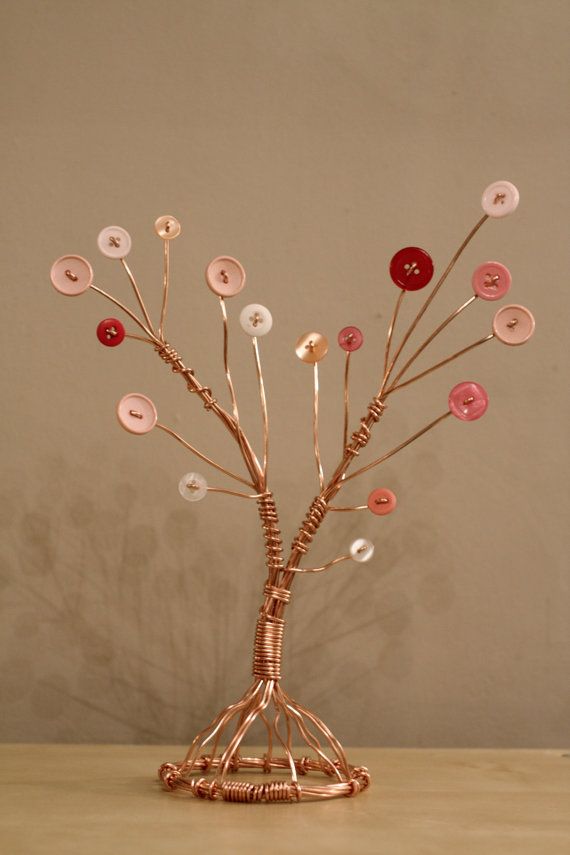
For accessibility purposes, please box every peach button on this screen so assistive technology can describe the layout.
[448,382,488,421]
[493,304,535,345]
[97,226,132,259]
[471,262,512,301]
[367,488,397,516]
[154,215,181,239]
[117,393,157,434]
[481,181,520,218]
[295,332,329,363]
[205,256,246,297]
[338,326,363,352]
[50,255,93,296]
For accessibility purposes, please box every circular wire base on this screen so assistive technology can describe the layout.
[159,754,371,802]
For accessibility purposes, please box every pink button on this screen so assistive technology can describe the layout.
[389,247,434,291]
[471,262,512,301]
[338,326,363,352]
[97,318,125,347]
[205,256,246,297]
[50,255,93,296]
[448,382,489,421]
[481,181,520,218]
[117,393,157,434]
[367,488,397,516]
[492,304,535,345]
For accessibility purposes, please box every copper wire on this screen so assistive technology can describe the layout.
[120,258,155,334]
[158,239,170,340]
[384,288,405,377]
[257,493,284,586]
[329,505,367,512]
[385,334,495,396]
[290,553,351,574]
[388,293,479,389]
[252,337,269,486]
[313,363,325,490]
[90,284,158,341]
[343,351,351,452]
[155,423,254,488]
[207,487,266,499]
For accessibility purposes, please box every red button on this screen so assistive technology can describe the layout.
[338,326,363,352]
[448,382,488,421]
[97,318,125,347]
[390,247,434,291]
[367,488,397,516]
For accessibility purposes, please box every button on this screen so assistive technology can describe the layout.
[97,226,132,259]
[178,472,208,502]
[50,255,93,296]
[390,247,434,291]
[350,538,375,563]
[492,304,535,345]
[116,393,157,434]
[97,318,126,347]
[154,215,181,239]
[240,304,273,336]
[367,488,397,516]
[205,256,246,297]
[481,181,520,218]
[338,326,363,352]
[295,332,329,363]
[471,261,512,301]
[448,381,488,421]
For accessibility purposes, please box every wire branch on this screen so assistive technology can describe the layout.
[287,554,351,574]
[313,363,325,491]
[90,284,158,341]
[156,423,255,488]
[120,258,156,335]
[252,337,269,487]
[158,239,170,340]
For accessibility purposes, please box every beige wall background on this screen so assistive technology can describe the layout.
[1,0,568,747]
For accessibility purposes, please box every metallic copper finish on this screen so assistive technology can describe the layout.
[295,331,328,363]
[80,211,506,803]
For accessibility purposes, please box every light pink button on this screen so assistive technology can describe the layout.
[471,262,512,301]
[205,256,246,297]
[50,255,93,296]
[492,304,535,345]
[338,326,363,352]
[448,382,489,421]
[367,488,397,516]
[481,181,520,218]
[117,393,158,434]
[97,226,132,259]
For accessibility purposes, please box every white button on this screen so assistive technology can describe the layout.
[350,538,374,563]
[116,393,157,434]
[481,181,520,218]
[240,304,273,336]
[178,472,208,502]
[97,226,132,259]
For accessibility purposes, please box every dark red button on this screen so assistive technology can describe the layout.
[389,247,434,291]
[338,326,363,352]
[97,318,125,347]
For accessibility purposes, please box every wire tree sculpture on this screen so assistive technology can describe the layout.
[50,181,535,803]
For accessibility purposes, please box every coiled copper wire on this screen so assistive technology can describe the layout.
[290,495,327,555]
[257,493,284,586]
[252,614,285,680]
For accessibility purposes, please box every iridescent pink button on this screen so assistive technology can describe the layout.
[97,318,125,347]
[471,262,512,301]
[389,247,434,291]
[205,256,246,297]
[367,488,397,516]
[338,326,363,352]
[50,255,93,296]
[492,304,535,345]
[481,181,520,218]
[448,382,489,421]
[117,393,157,434]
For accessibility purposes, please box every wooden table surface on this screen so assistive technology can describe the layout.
[1,745,569,854]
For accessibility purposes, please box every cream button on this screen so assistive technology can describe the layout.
[350,538,374,563]
[205,256,246,297]
[154,215,181,239]
[367,488,397,516]
[492,304,535,345]
[117,393,157,434]
[448,381,488,422]
[481,181,520,218]
[240,304,273,336]
[471,261,512,301]
[295,332,329,363]
[97,226,132,259]
[50,255,93,296]
[178,472,208,502]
